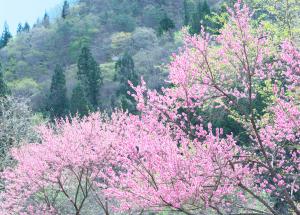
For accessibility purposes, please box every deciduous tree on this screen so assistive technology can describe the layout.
[0,63,9,97]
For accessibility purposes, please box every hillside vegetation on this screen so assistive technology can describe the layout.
[0,0,187,111]
[0,0,300,214]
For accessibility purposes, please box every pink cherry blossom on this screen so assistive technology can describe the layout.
[1,1,300,215]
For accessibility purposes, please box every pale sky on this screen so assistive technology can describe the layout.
[0,0,64,35]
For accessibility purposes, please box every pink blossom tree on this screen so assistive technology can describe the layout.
[107,113,253,214]
[0,114,117,215]
[107,1,300,214]
[1,1,300,215]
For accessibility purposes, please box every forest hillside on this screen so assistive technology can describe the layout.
[0,0,300,214]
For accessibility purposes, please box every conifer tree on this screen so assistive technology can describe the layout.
[16,23,23,34]
[0,63,9,98]
[42,12,50,28]
[33,18,42,28]
[114,52,138,112]
[183,0,195,26]
[77,47,102,109]
[202,0,211,16]
[70,84,90,117]
[184,0,190,26]
[48,65,68,120]
[62,1,70,19]
[0,22,12,49]
[23,22,30,32]
[189,0,211,35]
[190,12,201,35]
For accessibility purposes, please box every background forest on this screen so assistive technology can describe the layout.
[0,0,300,214]
[1,0,299,116]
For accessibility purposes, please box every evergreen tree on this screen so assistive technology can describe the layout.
[70,84,90,117]
[42,12,50,28]
[33,18,42,28]
[184,0,189,25]
[77,47,102,109]
[190,12,201,35]
[48,65,68,120]
[201,0,211,29]
[23,22,30,32]
[189,0,211,35]
[0,63,9,98]
[62,1,70,19]
[183,0,193,26]
[16,23,23,34]
[202,0,211,16]
[158,15,175,36]
[0,22,12,49]
[114,52,138,113]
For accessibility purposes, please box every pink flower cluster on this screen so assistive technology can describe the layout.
[1,114,118,214]
[1,0,300,214]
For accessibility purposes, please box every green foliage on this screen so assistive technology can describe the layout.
[0,0,189,112]
[158,15,175,36]
[0,63,9,97]
[0,22,12,49]
[111,14,136,32]
[245,0,300,42]
[142,4,165,28]
[7,78,40,99]
[205,3,229,35]
[23,22,30,33]
[43,12,50,28]
[188,0,211,35]
[70,84,90,117]
[114,52,138,113]
[132,27,158,50]
[201,0,211,16]
[17,23,30,34]
[0,97,40,171]
[62,1,70,19]
[110,32,133,55]
[183,0,193,25]
[101,62,116,82]
[16,23,23,35]
[48,65,69,120]
[77,47,102,108]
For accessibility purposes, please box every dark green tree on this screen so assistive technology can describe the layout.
[202,0,211,17]
[48,65,68,120]
[42,12,50,28]
[0,22,12,49]
[16,23,23,34]
[0,63,9,97]
[114,52,138,113]
[189,0,211,35]
[62,1,70,19]
[158,15,175,36]
[77,47,102,109]
[184,0,189,25]
[23,22,30,32]
[70,84,90,117]
[183,0,193,26]
[190,12,201,35]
